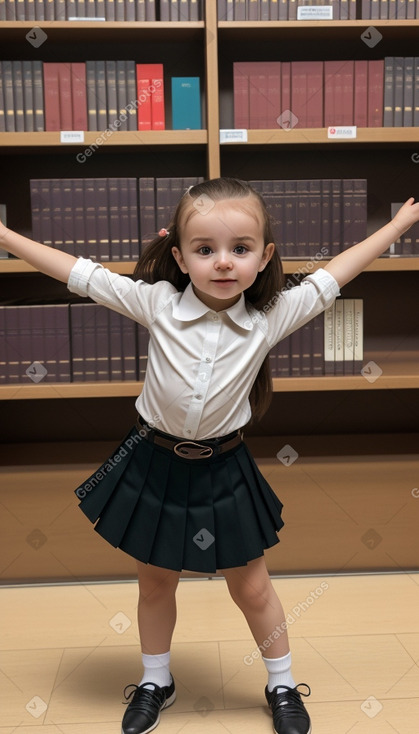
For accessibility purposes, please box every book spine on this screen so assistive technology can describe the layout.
[128,178,139,260]
[343,299,355,375]
[116,59,128,131]
[96,178,110,261]
[367,59,384,127]
[334,299,344,375]
[393,57,404,126]
[109,310,122,381]
[71,62,88,130]
[171,77,201,129]
[139,177,156,252]
[106,60,117,129]
[86,60,98,130]
[323,302,336,375]
[353,299,364,374]
[119,178,131,261]
[43,63,61,131]
[312,314,324,376]
[233,63,249,129]
[136,64,152,130]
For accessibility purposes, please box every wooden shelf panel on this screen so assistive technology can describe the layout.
[0,20,204,43]
[225,128,419,145]
[0,130,207,149]
[2,366,419,399]
[218,19,419,43]
[0,129,416,149]
[219,19,419,28]
[2,257,419,274]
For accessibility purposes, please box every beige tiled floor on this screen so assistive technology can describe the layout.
[1,573,419,733]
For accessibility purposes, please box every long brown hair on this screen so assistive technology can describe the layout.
[133,177,285,422]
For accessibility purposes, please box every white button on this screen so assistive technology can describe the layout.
[195,394,202,400]
[212,315,219,321]
[205,357,211,362]
[186,429,191,434]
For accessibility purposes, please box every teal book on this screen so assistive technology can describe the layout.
[171,77,201,130]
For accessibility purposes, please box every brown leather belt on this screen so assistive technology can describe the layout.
[136,415,243,459]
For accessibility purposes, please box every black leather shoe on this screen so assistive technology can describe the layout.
[122,676,176,734]
[265,683,311,734]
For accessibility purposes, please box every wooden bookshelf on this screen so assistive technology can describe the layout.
[0,130,207,147]
[1,7,418,582]
[2,257,419,274]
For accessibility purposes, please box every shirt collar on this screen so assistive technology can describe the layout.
[172,281,254,330]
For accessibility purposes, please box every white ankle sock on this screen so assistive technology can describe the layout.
[263,651,296,692]
[139,651,172,690]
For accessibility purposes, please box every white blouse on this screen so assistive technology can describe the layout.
[68,258,340,439]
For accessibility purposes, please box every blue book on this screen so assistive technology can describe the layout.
[171,77,201,130]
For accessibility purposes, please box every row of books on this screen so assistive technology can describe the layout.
[0,303,149,383]
[219,0,419,18]
[234,58,419,129]
[218,0,357,19]
[0,0,203,20]
[28,177,204,260]
[27,176,366,260]
[269,299,363,377]
[250,179,367,257]
[362,0,419,17]
[0,299,363,384]
[0,61,201,132]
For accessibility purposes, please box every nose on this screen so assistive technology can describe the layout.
[214,250,233,270]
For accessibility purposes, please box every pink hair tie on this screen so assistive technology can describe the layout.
[159,228,170,238]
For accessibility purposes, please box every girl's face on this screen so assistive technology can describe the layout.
[171,197,275,311]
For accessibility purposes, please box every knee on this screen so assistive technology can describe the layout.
[137,563,180,601]
[227,575,273,614]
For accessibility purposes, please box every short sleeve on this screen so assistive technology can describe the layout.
[67,257,176,327]
[264,267,340,347]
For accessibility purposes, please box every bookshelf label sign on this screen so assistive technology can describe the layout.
[60,131,85,144]
[220,129,248,144]
[328,126,357,139]
[297,5,333,19]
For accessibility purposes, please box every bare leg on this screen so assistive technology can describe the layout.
[136,561,181,655]
[223,556,290,658]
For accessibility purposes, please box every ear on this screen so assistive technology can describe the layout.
[171,246,189,274]
[258,242,275,272]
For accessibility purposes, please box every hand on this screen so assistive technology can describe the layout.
[391,197,419,236]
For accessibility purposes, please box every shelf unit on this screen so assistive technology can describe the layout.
[1,7,418,583]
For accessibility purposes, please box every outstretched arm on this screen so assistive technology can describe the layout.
[324,197,419,288]
[0,221,77,283]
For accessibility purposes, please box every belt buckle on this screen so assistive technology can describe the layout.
[173,441,214,459]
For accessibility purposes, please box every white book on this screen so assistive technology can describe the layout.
[343,299,355,374]
[323,302,335,374]
[354,299,364,372]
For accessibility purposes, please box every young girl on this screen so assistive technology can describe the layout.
[1,178,419,734]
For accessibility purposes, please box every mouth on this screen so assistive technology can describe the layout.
[212,279,237,283]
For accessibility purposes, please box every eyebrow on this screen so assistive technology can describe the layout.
[189,236,256,244]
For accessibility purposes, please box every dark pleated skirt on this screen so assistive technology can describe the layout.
[74,424,284,573]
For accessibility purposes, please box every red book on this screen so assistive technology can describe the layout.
[324,60,354,126]
[71,63,88,130]
[136,63,165,131]
[368,59,384,127]
[354,60,368,127]
[234,62,281,129]
[281,62,291,127]
[233,67,249,128]
[291,61,323,128]
[43,63,61,131]
[58,63,72,130]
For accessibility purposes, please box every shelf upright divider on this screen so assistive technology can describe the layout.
[204,0,220,179]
